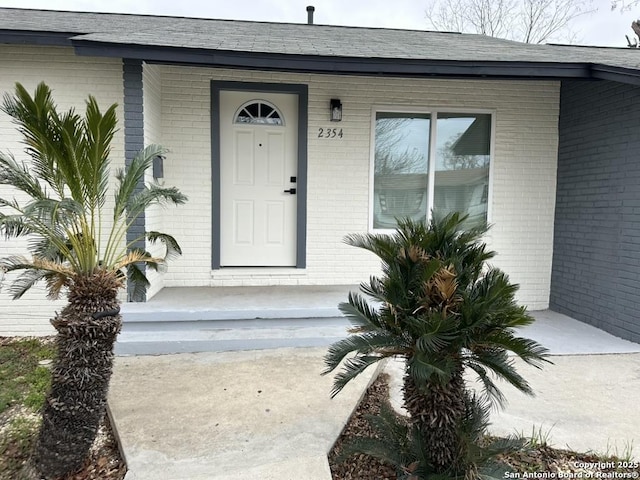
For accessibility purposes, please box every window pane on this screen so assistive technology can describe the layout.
[235,101,283,125]
[434,113,490,227]
[373,112,430,229]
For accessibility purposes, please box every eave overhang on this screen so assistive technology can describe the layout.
[70,39,593,80]
[0,30,74,46]
[2,29,640,85]
[591,64,640,86]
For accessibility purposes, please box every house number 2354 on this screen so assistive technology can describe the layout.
[318,127,343,139]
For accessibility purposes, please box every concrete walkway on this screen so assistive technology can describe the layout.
[108,311,640,480]
[385,310,640,457]
[108,347,379,480]
[488,311,640,455]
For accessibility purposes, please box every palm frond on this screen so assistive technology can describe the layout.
[338,291,382,331]
[328,354,385,397]
[344,231,400,263]
[337,436,403,467]
[0,198,71,250]
[465,361,507,409]
[82,96,117,211]
[0,214,37,239]
[1,255,72,275]
[22,197,84,228]
[407,351,456,385]
[483,330,550,368]
[415,327,455,353]
[44,272,69,300]
[114,249,164,270]
[4,269,48,300]
[323,330,409,375]
[54,108,87,202]
[477,435,525,472]
[30,257,75,277]
[337,403,411,467]
[126,184,188,221]
[464,269,521,315]
[126,261,150,302]
[458,393,491,442]
[0,255,74,299]
[146,231,183,261]
[4,83,116,218]
[3,82,73,198]
[0,197,21,211]
[6,268,69,301]
[113,144,167,220]
[359,276,389,304]
[0,152,47,200]
[469,347,534,396]
[0,256,35,273]
[454,394,525,479]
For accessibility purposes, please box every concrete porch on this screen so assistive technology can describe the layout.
[116,285,357,355]
[107,311,640,480]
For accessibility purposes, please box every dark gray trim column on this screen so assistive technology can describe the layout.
[123,58,146,301]
[210,80,308,269]
[211,86,222,269]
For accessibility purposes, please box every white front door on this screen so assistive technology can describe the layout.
[219,91,298,266]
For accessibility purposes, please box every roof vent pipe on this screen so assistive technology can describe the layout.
[306,5,315,25]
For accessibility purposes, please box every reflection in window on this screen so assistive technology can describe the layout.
[373,113,430,229]
[234,101,284,125]
[372,111,491,230]
[434,113,491,227]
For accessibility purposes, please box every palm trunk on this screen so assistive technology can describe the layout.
[403,369,467,474]
[33,272,122,479]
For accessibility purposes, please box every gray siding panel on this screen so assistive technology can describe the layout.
[123,58,146,302]
[551,79,640,343]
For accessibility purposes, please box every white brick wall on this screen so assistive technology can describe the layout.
[156,66,559,308]
[0,49,559,336]
[0,45,125,335]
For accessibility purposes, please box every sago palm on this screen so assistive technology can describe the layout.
[324,213,550,477]
[338,398,524,480]
[0,82,187,479]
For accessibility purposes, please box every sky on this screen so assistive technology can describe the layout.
[0,0,636,48]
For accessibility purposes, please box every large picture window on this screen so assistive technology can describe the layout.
[373,110,491,230]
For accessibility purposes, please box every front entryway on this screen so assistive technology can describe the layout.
[219,90,298,266]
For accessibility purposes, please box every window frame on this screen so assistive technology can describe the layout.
[369,106,496,233]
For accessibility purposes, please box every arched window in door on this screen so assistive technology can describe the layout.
[233,100,284,125]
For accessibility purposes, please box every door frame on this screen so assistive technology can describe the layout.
[211,80,308,269]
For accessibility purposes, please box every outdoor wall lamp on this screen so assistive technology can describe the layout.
[153,155,164,179]
[330,98,342,122]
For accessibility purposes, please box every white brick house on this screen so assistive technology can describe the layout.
[1,8,640,345]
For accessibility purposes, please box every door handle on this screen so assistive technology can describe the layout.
[284,188,297,195]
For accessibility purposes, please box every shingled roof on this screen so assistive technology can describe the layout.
[2,7,640,84]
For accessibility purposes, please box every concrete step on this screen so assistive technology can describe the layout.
[115,316,351,355]
[115,285,357,356]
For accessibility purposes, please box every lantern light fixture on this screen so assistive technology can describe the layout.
[330,98,342,122]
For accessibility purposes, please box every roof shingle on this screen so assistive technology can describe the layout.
[2,7,640,73]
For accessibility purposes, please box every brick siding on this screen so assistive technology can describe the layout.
[551,79,640,343]
[0,45,125,335]
[156,66,559,309]
[0,46,561,335]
